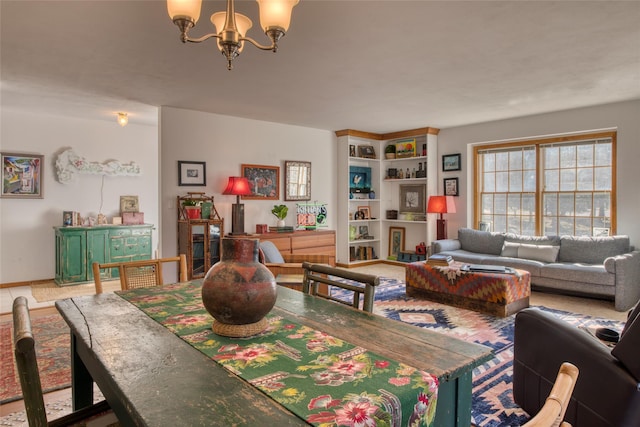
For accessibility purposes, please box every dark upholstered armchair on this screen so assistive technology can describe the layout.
[513,305,640,427]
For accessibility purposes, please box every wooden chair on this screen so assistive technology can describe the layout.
[12,296,117,427]
[93,254,187,294]
[301,262,380,312]
[522,362,579,427]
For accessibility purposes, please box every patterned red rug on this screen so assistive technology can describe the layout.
[0,313,71,404]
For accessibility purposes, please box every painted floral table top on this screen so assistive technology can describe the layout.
[118,281,439,426]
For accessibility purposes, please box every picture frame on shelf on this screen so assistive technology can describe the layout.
[241,164,280,200]
[358,145,376,159]
[178,160,206,186]
[395,139,416,158]
[1,152,43,198]
[349,165,372,194]
[120,195,139,213]
[444,177,459,196]
[358,225,369,239]
[349,145,356,157]
[388,226,406,260]
[478,221,492,232]
[442,153,461,172]
[357,206,371,219]
[399,184,426,213]
[593,227,610,237]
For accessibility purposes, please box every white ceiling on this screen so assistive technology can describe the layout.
[2,0,639,133]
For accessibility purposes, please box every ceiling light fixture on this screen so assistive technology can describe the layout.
[117,112,128,127]
[167,0,299,70]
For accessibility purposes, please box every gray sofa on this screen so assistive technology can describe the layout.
[432,228,640,311]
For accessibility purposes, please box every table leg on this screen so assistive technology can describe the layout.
[71,333,94,410]
[433,370,473,427]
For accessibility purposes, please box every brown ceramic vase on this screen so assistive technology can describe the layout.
[201,238,276,337]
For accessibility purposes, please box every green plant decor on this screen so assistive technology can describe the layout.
[271,204,288,220]
[183,199,198,207]
[385,144,396,154]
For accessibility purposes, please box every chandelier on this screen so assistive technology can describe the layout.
[167,0,299,70]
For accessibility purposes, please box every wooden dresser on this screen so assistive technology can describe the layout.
[253,229,336,256]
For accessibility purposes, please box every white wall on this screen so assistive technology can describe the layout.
[0,108,159,284]
[438,100,640,245]
[159,107,337,261]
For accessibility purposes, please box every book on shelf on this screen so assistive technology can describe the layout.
[269,226,294,233]
[426,254,453,266]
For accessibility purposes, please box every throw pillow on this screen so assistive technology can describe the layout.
[259,241,285,263]
[517,244,559,263]
[501,242,520,257]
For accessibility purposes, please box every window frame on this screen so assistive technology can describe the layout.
[473,131,617,236]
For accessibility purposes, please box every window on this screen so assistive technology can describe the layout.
[475,131,616,236]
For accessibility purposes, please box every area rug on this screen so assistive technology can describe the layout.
[31,280,120,303]
[331,277,625,427]
[0,313,70,404]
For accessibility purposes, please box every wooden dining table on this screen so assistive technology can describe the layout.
[55,281,492,426]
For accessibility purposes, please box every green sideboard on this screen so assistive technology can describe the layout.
[54,224,153,285]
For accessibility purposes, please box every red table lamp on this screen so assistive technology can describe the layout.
[223,177,252,235]
[427,195,456,240]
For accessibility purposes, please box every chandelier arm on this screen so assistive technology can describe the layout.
[240,36,277,52]
[184,33,222,44]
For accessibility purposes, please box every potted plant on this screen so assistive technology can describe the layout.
[271,204,288,227]
[385,144,396,159]
[182,199,201,220]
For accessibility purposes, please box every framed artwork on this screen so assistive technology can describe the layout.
[241,164,280,200]
[349,166,372,193]
[358,225,369,238]
[349,145,356,157]
[357,206,371,219]
[120,195,139,213]
[284,160,311,201]
[388,226,406,259]
[178,161,206,186]
[442,153,461,171]
[358,145,376,159]
[1,152,43,198]
[395,139,416,159]
[444,177,459,196]
[399,184,426,213]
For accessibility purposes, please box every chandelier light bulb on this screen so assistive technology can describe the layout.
[117,112,128,127]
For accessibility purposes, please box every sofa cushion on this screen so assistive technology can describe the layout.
[438,250,490,264]
[540,263,614,286]
[518,244,560,263]
[505,233,561,247]
[480,255,544,277]
[501,242,559,263]
[458,228,505,255]
[558,235,630,264]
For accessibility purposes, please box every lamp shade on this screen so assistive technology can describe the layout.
[223,177,252,196]
[167,0,202,22]
[427,196,456,214]
[256,0,299,31]
[210,11,253,36]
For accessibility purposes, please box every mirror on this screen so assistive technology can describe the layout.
[284,160,311,201]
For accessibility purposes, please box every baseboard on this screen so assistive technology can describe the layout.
[0,278,55,289]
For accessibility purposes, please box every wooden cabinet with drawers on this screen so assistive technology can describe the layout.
[54,224,153,285]
[254,229,336,256]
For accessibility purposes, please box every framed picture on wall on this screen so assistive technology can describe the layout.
[241,164,280,200]
[178,161,206,186]
[1,152,44,198]
[444,177,459,196]
[442,153,461,171]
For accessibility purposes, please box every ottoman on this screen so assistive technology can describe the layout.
[406,261,531,317]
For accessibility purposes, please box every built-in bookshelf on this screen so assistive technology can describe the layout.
[336,128,439,266]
